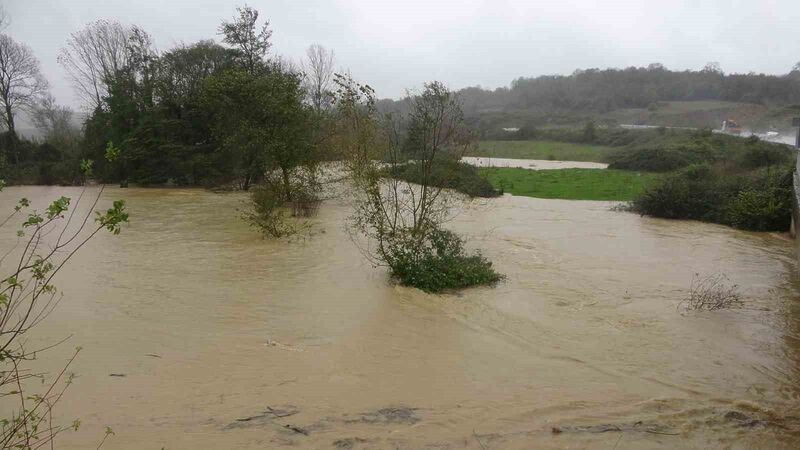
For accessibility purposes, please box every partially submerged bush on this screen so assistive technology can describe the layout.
[246,183,297,238]
[680,273,742,311]
[605,129,792,173]
[726,175,792,231]
[382,227,503,293]
[632,163,793,231]
[285,167,323,217]
[245,167,321,238]
[336,77,502,293]
[632,164,727,221]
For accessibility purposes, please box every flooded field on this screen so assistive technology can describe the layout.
[4,186,800,449]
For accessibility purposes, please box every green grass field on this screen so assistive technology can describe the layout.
[478,168,659,201]
[471,140,618,163]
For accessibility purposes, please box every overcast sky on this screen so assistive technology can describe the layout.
[4,0,800,109]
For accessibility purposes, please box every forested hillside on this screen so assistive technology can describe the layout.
[373,65,800,136]
[459,64,800,114]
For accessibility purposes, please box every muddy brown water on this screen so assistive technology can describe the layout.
[3,186,800,449]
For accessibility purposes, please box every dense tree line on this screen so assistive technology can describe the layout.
[0,6,331,190]
[78,7,321,188]
[449,64,800,117]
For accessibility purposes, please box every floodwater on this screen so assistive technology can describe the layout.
[461,156,608,170]
[3,185,800,449]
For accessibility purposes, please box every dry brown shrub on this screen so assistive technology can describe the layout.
[680,273,742,311]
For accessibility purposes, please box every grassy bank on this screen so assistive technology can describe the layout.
[470,140,617,163]
[479,167,658,201]
[471,127,796,231]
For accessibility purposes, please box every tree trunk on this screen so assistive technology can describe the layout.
[4,103,15,136]
[281,166,292,201]
[4,103,17,164]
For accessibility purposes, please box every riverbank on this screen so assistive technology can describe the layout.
[471,134,795,231]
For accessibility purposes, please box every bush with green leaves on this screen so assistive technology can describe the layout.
[337,78,503,292]
[632,163,793,231]
[725,168,793,230]
[245,183,295,238]
[738,142,791,169]
[381,227,503,293]
[606,130,792,173]
[245,167,321,238]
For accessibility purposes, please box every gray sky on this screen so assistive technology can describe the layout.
[5,0,800,109]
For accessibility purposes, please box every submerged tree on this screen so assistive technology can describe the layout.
[201,65,314,192]
[201,59,320,237]
[329,73,384,173]
[339,78,502,292]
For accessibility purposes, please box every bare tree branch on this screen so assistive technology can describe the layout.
[0,34,48,138]
[58,20,132,110]
[302,44,335,113]
[31,94,79,148]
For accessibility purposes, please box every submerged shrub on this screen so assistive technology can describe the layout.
[680,273,742,311]
[607,131,792,173]
[633,163,793,231]
[245,167,322,238]
[382,227,503,293]
[632,164,723,220]
[245,183,297,238]
[725,168,793,231]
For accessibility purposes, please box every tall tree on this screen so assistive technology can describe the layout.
[218,5,272,75]
[58,20,131,110]
[157,40,235,111]
[0,34,48,137]
[342,79,499,291]
[302,44,335,113]
[124,26,159,110]
[201,66,313,191]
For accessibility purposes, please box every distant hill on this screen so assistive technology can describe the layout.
[379,66,800,137]
[457,66,800,114]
